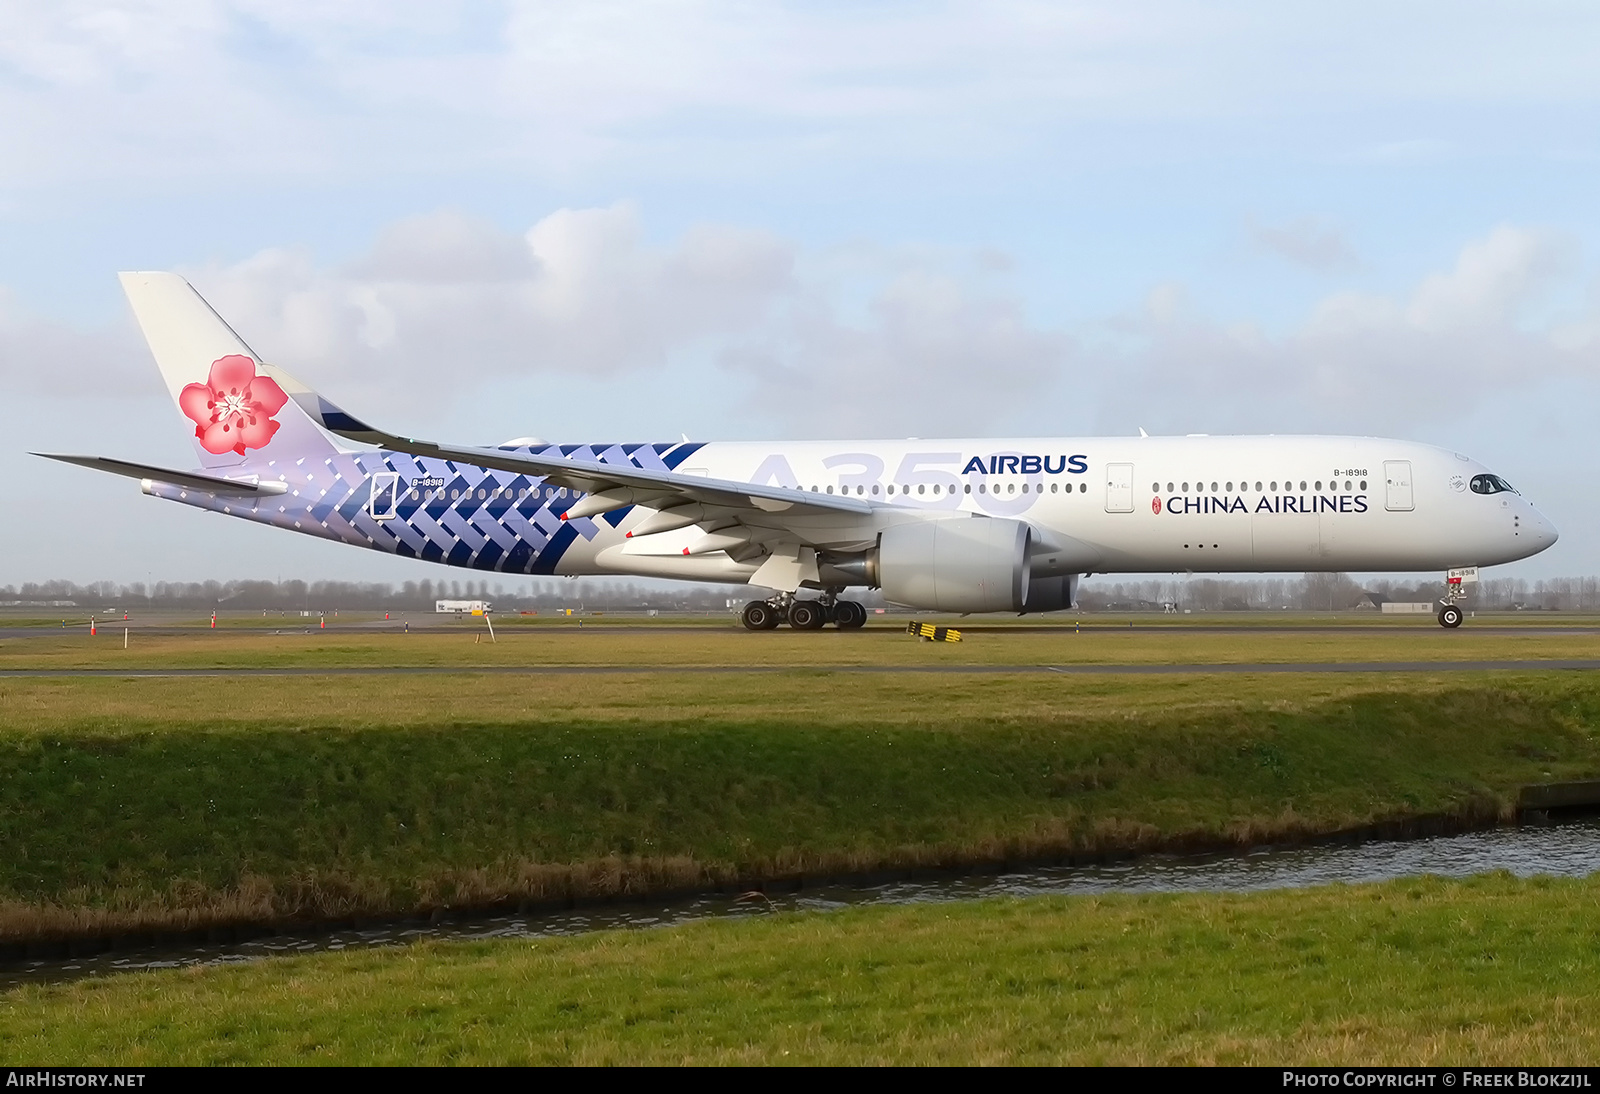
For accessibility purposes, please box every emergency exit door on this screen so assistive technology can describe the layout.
[1105,463,1135,513]
[1383,461,1414,512]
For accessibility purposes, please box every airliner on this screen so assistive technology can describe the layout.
[36,272,1557,630]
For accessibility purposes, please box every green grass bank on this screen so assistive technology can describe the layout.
[2,669,1599,942]
[5,873,1600,1064]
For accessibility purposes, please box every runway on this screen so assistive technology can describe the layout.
[4,659,1600,677]
[7,624,1600,639]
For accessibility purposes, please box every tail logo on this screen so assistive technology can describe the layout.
[179,355,289,456]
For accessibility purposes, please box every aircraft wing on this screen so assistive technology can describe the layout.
[266,364,873,521]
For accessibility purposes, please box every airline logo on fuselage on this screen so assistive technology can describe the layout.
[1156,493,1370,515]
[962,454,1088,475]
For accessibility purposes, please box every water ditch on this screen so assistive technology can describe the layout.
[6,817,1599,990]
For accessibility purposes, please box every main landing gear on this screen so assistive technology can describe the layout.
[741,591,868,631]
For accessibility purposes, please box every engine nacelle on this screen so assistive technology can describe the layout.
[877,518,1032,612]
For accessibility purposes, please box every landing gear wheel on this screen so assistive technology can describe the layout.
[1438,604,1464,629]
[742,601,781,631]
[834,600,867,629]
[788,601,827,630]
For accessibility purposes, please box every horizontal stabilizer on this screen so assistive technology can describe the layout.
[32,453,290,496]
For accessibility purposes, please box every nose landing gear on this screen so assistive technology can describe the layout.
[1436,568,1475,628]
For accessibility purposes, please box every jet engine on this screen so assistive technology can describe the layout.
[876,517,1032,612]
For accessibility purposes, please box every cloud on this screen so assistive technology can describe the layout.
[1098,225,1587,434]
[9,3,1600,188]
[721,265,1072,435]
[1250,217,1358,272]
[1,215,1591,445]
[169,205,1059,436]
[1404,225,1567,332]
[187,204,792,396]
[0,285,147,396]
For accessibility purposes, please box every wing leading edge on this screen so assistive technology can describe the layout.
[262,361,878,531]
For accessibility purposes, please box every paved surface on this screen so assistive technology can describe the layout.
[6,624,1600,639]
[4,660,1600,678]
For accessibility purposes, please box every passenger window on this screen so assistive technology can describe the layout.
[873,485,880,494]
[1226,482,1233,492]
[1007,483,1015,494]
[964,484,971,494]
[1052,483,1058,493]
[1360,480,1367,491]
[1182,482,1189,492]
[1270,482,1277,491]
[1211,482,1218,492]
[1254,481,1262,491]
[827,485,834,494]
[1345,481,1352,491]
[1166,482,1174,492]
[1021,483,1029,493]
[1314,481,1322,491]
[917,484,925,495]
[1299,481,1306,491]
[978,484,985,493]
[1079,483,1086,493]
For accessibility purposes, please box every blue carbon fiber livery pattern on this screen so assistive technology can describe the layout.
[147,442,706,574]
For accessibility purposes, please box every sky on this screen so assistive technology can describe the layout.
[4,1,1600,584]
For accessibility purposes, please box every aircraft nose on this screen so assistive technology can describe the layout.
[1531,504,1558,546]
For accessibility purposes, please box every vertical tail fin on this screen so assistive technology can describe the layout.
[119,271,338,469]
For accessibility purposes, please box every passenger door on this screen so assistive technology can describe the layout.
[1383,461,1414,512]
[368,471,400,521]
[1104,463,1134,513]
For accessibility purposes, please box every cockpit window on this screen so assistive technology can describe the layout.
[1470,474,1517,495]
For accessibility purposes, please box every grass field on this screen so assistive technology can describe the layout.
[5,621,1600,1065]
[5,872,1599,1064]
[1,621,1599,941]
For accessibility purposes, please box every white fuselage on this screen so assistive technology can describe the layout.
[138,433,1556,589]
[535,434,1555,582]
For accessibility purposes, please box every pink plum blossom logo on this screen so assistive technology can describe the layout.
[179,355,288,456]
